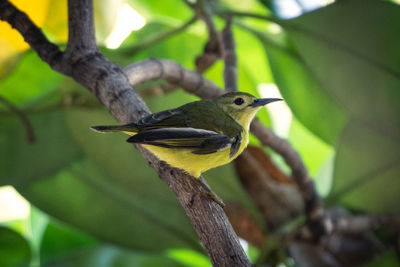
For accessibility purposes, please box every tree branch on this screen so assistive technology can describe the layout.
[65,0,97,55]
[222,16,238,92]
[0,1,251,266]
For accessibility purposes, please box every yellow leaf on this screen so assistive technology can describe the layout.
[0,0,50,78]
[0,0,50,51]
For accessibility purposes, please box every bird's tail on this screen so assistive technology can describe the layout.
[90,123,139,134]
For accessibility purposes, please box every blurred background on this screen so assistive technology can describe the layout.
[1,0,400,266]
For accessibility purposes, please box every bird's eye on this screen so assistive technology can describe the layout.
[234,97,244,105]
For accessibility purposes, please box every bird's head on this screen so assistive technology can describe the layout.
[215,92,282,129]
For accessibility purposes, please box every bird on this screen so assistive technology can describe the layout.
[91,92,281,178]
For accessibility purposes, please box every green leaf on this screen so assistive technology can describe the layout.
[279,0,400,212]
[328,121,400,213]
[285,0,400,140]
[0,226,31,267]
[0,52,62,107]
[363,250,400,267]
[288,117,332,177]
[21,155,202,252]
[40,222,97,263]
[38,203,191,267]
[42,245,187,267]
[0,110,83,187]
[0,107,201,252]
[263,34,346,145]
[167,249,212,267]
[129,0,193,22]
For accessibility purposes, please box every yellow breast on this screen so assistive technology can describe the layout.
[143,130,249,178]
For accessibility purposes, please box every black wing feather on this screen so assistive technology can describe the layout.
[127,127,232,154]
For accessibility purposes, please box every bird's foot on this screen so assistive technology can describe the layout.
[199,191,225,208]
[189,176,225,208]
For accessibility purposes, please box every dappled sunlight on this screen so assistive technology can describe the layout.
[104,3,146,49]
[0,186,30,222]
[258,83,292,138]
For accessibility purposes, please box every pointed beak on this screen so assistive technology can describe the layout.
[250,98,282,107]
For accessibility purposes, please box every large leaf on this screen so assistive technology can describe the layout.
[128,0,193,22]
[279,0,400,212]
[285,0,400,140]
[328,121,400,213]
[42,245,188,267]
[0,108,201,252]
[40,222,97,263]
[0,52,62,107]
[0,110,82,187]
[288,117,332,177]
[0,226,31,267]
[40,222,187,267]
[262,33,346,145]
[118,21,205,69]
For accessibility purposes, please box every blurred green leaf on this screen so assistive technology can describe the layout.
[329,121,400,213]
[288,117,332,177]
[363,250,400,267]
[42,245,187,267]
[278,0,400,212]
[40,221,97,263]
[0,110,83,187]
[108,20,205,69]
[0,108,200,252]
[263,33,346,145]
[0,226,31,267]
[129,0,193,22]
[167,249,212,267]
[285,0,400,140]
[239,22,346,145]
[38,202,195,267]
[0,52,62,107]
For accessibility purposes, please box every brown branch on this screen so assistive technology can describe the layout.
[190,0,223,73]
[222,16,238,92]
[0,1,251,266]
[331,213,400,234]
[234,147,303,230]
[65,0,97,56]
[195,37,222,74]
[251,119,327,241]
[0,95,35,143]
[123,59,327,241]
[225,202,266,248]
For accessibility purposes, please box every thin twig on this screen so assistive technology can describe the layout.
[120,16,197,55]
[65,0,97,56]
[222,16,238,92]
[332,214,400,234]
[0,96,35,143]
[191,0,223,74]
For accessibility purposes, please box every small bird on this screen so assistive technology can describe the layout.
[91,92,281,178]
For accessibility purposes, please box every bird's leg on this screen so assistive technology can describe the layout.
[192,176,225,208]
